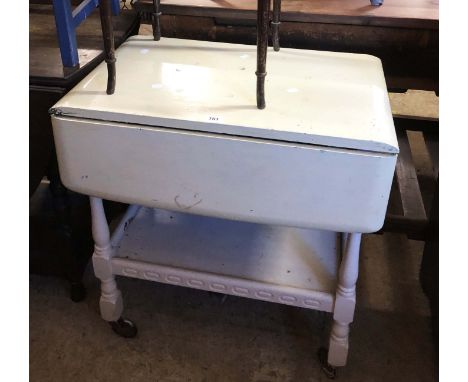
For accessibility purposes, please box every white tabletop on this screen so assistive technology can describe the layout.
[54,36,398,154]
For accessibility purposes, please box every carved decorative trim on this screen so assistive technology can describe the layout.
[116,261,333,312]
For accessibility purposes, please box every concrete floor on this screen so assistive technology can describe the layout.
[30,233,435,381]
[30,27,438,381]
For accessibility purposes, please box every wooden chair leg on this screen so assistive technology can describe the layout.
[328,233,362,367]
[256,0,270,109]
[272,0,281,51]
[420,178,438,350]
[99,0,116,94]
[152,0,161,40]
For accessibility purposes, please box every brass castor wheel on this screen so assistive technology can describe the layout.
[70,282,86,302]
[318,347,337,379]
[110,317,138,338]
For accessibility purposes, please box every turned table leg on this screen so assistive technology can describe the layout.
[152,0,162,41]
[90,197,137,337]
[328,232,362,367]
[256,0,270,109]
[90,197,122,321]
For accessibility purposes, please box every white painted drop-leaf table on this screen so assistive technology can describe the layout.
[51,36,398,374]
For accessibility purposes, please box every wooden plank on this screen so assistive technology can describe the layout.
[134,0,438,29]
[393,116,439,134]
[382,214,427,240]
[381,116,437,238]
[395,129,427,222]
[423,130,439,176]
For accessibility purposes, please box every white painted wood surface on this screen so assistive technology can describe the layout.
[53,36,398,154]
[111,207,339,311]
[52,116,396,233]
[329,232,362,367]
[101,205,361,367]
[90,197,123,322]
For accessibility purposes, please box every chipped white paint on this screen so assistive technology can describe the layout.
[89,203,362,368]
[53,115,396,233]
[111,207,338,312]
[53,36,399,154]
